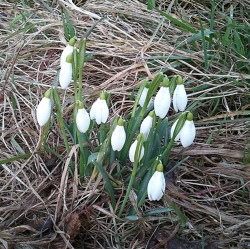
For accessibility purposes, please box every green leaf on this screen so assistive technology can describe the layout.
[147,0,155,10]
[62,9,75,41]
[87,152,99,165]
[177,29,215,48]
[91,160,116,208]
[144,207,173,216]
[157,10,197,33]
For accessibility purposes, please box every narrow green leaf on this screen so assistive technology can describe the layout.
[87,152,99,165]
[144,207,173,216]
[177,29,215,48]
[157,10,197,33]
[62,9,75,41]
[91,160,116,208]
[147,0,155,10]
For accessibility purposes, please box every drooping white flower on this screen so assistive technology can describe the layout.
[36,89,52,126]
[154,77,171,118]
[59,38,75,90]
[180,113,196,148]
[147,163,165,201]
[59,60,73,89]
[173,76,187,112]
[111,118,126,151]
[171,112,196,147]
[129,138,144,163]
[90,92,109,125]
[60,37,75,68]
[140,111,154,139]
[139,84,152,108]
[76,102,90,133]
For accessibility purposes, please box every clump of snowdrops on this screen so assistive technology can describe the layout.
[36,37,196,217]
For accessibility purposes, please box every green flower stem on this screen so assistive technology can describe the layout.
[52,88,72,172]
[72,40,89,177]
[78,38,87,101]
[99,123,106,145]
[118,134,144,217]
[137,191,148,208]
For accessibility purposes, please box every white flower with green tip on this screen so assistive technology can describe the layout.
[173,76,187,112]
[60,37,75,68]
[140,110,154,139]
[111,118,126,151]
[59,38,76,90]
[90,92,109,125]
[139,83,152,108]
[36,89,52,126]
[154,76,171,118]
[76,102,90,133]
[180,112,196,148]
[129,135,145,163]
[171,112,196,147]
[147,163,166,201]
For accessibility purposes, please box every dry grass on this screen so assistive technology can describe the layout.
[1,0,250,248]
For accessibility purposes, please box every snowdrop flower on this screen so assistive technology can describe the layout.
[90,92,109,125]
[76,101,90,133]
[111,118,126,151]
[171,112,196,147]
[59,37,75,89]
[173,76,187,112]
[154,76,171,118]
[140,110,154,139]
[180,112,196,148]
[147,163,165,201]
[60,37,75,68]
[59,54,73,89]
[129,134,145,163]
[36,89,52,126]
[139,83,152,108]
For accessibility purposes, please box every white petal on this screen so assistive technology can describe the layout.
[147,171,166,201]
[59,62,72,89]
[170,119,181,141]
[111,125,126,151]
[60,44,74,67]
[154,87,171,118]
[176,85,187,112]
[129,140,144,162]
[90,98,99,120]
[139,88,148,107]
[36,97,52,126]
[100,99,109,124]
[180,120,196,147]
[140,116,153,139]
[90,98,109,125]
[76,108,90,133]
[173,87,178,112]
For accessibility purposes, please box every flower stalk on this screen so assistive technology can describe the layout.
[118,133,144,217]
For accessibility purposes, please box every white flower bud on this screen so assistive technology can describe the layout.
[76,108,90,133]
[111,124,126,151]
[129,140,144,163]
[90,96,109,125]
[147,164,165,201]
[154,86,171,118]
[36,96,52,126]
